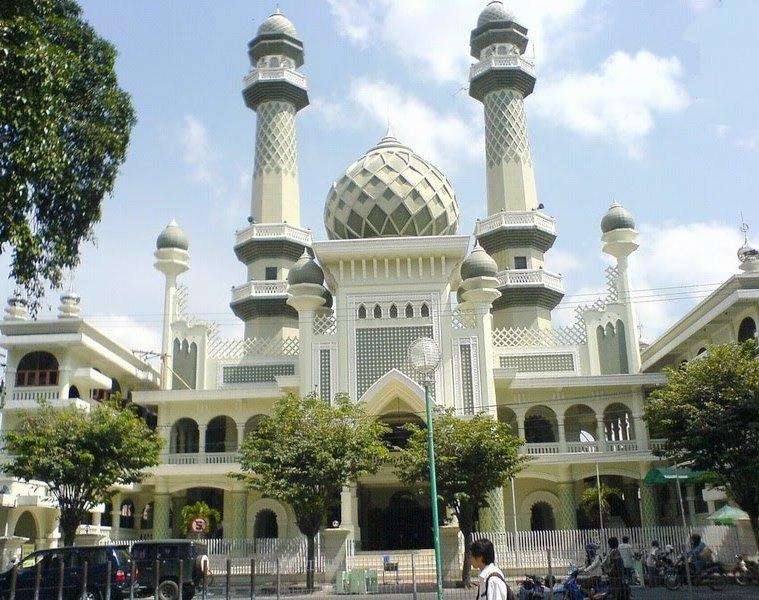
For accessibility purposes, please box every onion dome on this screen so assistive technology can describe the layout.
[257,9,297,37]
[287,252,324,286]
[156,219,189,251]
[601,202,636,233]
[460,245,498,280]
[477,0,515,27]
[324,132,459,239]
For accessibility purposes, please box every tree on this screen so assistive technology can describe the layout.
[644,340,759,546]
[237,393,389,590]
[394,410,526,585]
[579,484,623,528]
[0,0,135,311]
[3,398,162,546]
[181,501,221,538]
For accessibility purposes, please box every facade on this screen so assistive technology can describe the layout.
[1,1,757,558]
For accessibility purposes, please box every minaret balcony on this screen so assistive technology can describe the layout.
[234,222,312,265]
[230,280,297,321]
[493,268,564,310]
[475,210,557,254]
[242,67,308,111]
[469,55,536,100]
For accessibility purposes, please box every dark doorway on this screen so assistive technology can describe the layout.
[254,509,278,539]
[359,486,435,550]
[530,502,556,531]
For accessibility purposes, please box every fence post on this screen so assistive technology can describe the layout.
[9,564,17,600]
[129,561,135,600]
[58,558,64,600]
[154,558,160,600]
[546,548,553,579]
[82,561,89,600]
[411,552,418,600]
[178,559,184,600]
[225,557,231,600]
[276,558,281,600]
[33,559,42,600]
[105,560,112,600]
[250,558,256,600]
[202,560,207,600]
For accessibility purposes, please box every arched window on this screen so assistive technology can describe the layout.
[171,418,199,454]
[530,502,556,531]
[696,347,707,356]
[102,501,112,527]
[141,502,154,529]
[206,416,238,453]
[16,351,59,387]
[373,304,382,319]
[420,303,430,318]
[68,386,81,399]
[389,304,398,318]
[738,317,757,342]
[405,303,414,318]
[119,499,135,529]
[357,305,367,319]
[254,509,278,539]
[269,56,280,68]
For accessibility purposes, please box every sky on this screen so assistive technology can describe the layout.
[2,0,758,357]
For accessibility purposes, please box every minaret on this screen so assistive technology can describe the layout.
[154,220,190,390]
[469,1,563,329]
[231,9,311,340]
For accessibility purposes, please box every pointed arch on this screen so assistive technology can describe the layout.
[389,304,398,318]
[358,305,367,319]
[373,304,382,319]
[405,303,414,318]
[359,369,426,420]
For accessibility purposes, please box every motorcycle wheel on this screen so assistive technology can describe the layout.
[708,571,727,591]
[735,572,748,586]
[664,570,681,591]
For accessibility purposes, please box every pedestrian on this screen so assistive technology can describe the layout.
[602,537,630,600]
[645,540,660,586]
[618,536,635,584]
[471,538,516,600]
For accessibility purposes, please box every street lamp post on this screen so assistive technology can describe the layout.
[408,337,443,600]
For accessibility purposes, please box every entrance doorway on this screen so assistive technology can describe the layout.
[359,486,434,550]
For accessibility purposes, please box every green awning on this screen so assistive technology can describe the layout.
[643,466,704,485]
[707,505,748,525]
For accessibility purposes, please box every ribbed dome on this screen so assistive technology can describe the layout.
[257,9,297,37]
[287,253,324,286]
[477,1,514,27]
[461,246,498,280]
[601,202,636,233]
[324,133,459,240]
[156,219,189,251]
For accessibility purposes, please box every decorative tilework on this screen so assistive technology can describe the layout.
[254,101,297,177]
[484,89,531,167]
[500,353,574,372]
[222,363,294,385]
[319,348,331,402]
[355,325,434,398]
[460,344,474,415]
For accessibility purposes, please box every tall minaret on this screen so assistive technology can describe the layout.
[231,9,311,340]
[469,1,563,329]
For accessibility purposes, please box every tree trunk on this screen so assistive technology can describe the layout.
[306,533,315,591]
[59,509,80,547]
[461,527,473,587]
[748,510,759,552]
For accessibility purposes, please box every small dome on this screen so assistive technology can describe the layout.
[156,219,189,251]
[738,242,759,265]
[321,287,333,309]
[324,132,459,239]
[477,1,514,28]
[287,252,324,286]
[257,9,297,37]
[461,246,498,280]
[601,202,636,233]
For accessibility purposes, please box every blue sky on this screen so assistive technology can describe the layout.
[2,0,758,354]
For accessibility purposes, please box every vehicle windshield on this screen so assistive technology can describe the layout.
[115,548,131,565]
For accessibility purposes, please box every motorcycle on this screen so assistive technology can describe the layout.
[732,554,759,586]
[551,567,608,600]
[663,553,727,591]
[518,574,549,600]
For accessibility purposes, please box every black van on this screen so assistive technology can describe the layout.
[131,540,208,600]
[0,545,133,600]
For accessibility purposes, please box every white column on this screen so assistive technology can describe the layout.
[160,273,177,390]
[557,418,567,452]
[617,256,641,373]
[340,485,360,542]
[198,424,207,462]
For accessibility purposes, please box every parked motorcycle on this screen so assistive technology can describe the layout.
[551,567,608,600]
[663,553,727,591]
[732,554,759,586]
[518,574,549,600]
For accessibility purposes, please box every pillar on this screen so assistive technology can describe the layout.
[639,484,658,528]
[322,528,350,582]
[228,490,248,541]
[198,424,207,461]
[557,418,567,452]
[479,487,506,532]
[110,493,122,540]
[556,482,578,530]
[633,412,648,450]
[153,493,171,540]
[686,484,697,526]
[439,524,462,583]
[596,417,606,451]
[340,485,360,542]
[236,422,246,451]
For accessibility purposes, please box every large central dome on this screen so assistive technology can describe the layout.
[324,133,459,240]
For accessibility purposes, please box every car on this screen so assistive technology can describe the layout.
[0,545,133,600]
[130,540,209,600]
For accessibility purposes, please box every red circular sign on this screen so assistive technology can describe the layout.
[192,518,206,533]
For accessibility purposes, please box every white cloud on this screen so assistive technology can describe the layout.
[714,124,759,150]
[532,51,689,156]
[90,315,163,358]
[684,0,719,13]
[180,115,213,184]
[325,0,588,85]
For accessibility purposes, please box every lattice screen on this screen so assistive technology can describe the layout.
[222,363,295,385]
[499,353,574,373]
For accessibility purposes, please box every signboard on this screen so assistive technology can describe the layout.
[192,518,207,533]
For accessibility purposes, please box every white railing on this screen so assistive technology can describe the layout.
[243,67,307,89]
[235,222,312,247]
[10,388,60,402]
[523,442,561,455]
[649,438,667,452]
[475,211,556,237]
[231,280,289,302]
[470,55,536,79]
[521,439,662,458]
[605,440,639,452]
[566,441,599,453]
[496,269,564,292]
[207,336,300,359]
[492,324,586,347]
[162,452,241,465]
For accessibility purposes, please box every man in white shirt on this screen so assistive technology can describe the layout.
[618,536,635,584]
[471,538,514,600]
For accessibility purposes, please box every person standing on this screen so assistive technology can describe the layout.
[618,536,635,584]
[645,540,661,586]
[471,538,515,600]
[602,537,631,600]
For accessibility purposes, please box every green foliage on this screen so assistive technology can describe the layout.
[644,340,759,545]
[3,398,162,545]
[0,0,136,311]
[181,501,221,537]
[238,393,389,589]
[394,410,526,583]
[579,484,622,527]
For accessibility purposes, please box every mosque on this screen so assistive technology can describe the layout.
[1,1,758,557]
